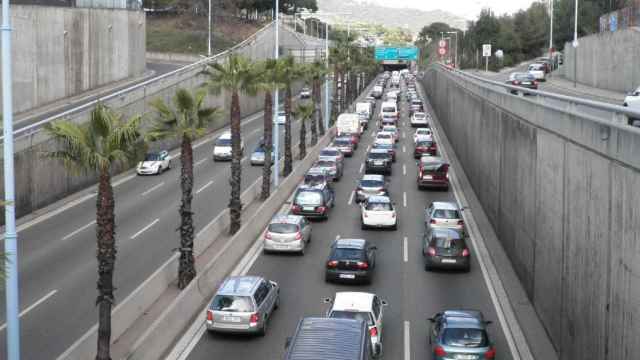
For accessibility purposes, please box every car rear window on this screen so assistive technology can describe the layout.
[295,191,323,205]
[366,202,392,211]
[416,140,433,147]
[433,209,460,219]
[377,134,391,139]
[210,295,254,312]
[332,248,364,260]
[334,139,351,146]
[442,328,488,347]
[329,311,374,326]
[382,107,396,112]
[368,152,389,159]
[268,223,299,234]
[316,160,335,167]
[215,138,231,146]
[360,180,384,188]
[434,237,464,249]
[320,149,339,157]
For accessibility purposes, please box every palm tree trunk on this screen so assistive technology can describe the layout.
[261,91,273,200]
[298,116,306,159]
[331,72,340,127]
[96,168,116,360]
[229,91,243,234]
[315,77,325,137]
[283,85,293,176]
[178,135,196,289]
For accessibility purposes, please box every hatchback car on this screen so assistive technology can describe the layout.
[213,132,244,161]
[206,276,279,336]
[381,126,399,143]
[264,214,312,254]
[325,292,388,356]
[372,142,396,162]
[374,132,394,147]
[361,195,397,230]
[410,112,429,127]
[413,128,433,143]
[414,138,437,159]
[428,310,496,360]
[417,156,449,190]
[136,150,172,175]
[365,149,393,175]
[506,72,538,95]
[319,147,344,170]
[325,239,377,284]
[425,202,465,235]
[291,184,335,220]
[333,136,355,157]
[314,158,342,181]
[250,143,275,166]
[355,174,388,203]
[423,228,470,271]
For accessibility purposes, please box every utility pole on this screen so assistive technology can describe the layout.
[573,0,578,87]
[548,0,554,71]
[2,0,20,357]
[208,0,212,56]
[273,0,280,186]
[325,22,330,131]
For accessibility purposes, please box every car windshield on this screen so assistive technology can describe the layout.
[360,180,384,188]
[369,152,389,159]
[253,146,265,153]
[366,202,392,211]
[442,328,489,347]
[210,295,254,312]
[377,134,391,139]
[144,153,162,161]
[295,191,323,205]
[278,111,286,117]
[333,247,364,260]
[320,149,340,157]
[421,162,446,172]
[434,237,464,249]
[215,138,231,146]
[304,174,326,185]
[433,209,460,219]
[514,74,534,81]
[375,143,392,150]
[268,223,299,234]
[329,310,374,326]
[383,127,396,133]
[382,107,395,112]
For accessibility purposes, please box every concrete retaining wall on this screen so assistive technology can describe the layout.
[8,5,146,114]
[563,27,640,93]
[423,68,640,360]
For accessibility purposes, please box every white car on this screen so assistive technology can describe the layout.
[623,85,640,124]
[136,150,172,175]
[361,195,397,230]
[527,63,546,81]
[300,87,311,99]
[275,110,287,125]
[381,125,398,142]
[213,132,244,161]
[410,112,429,127]
[325,292,387,357]
[413,128,433,144]
[425,201,465,235]
[374,132,394,147]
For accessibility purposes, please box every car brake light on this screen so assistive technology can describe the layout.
[357,261,369,269]
[462,248,470,257]
[327,260,338,268]
[513,81,520,85]
[206,310,213,321]
[458,219,464,225]
[369,326,378,338]
[292,204,301,212]
[430,219,436,224]
[434,345,447,357]
[265,232,272,240]
[427,247,436,256]
[485,347,496,359]
[533,81,538,86]
[295,232,302,240]
[249,313,259,326]
[317,206,327,213]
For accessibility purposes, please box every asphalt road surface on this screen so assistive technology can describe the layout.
[180,79,513,360]
[0,103,310,359]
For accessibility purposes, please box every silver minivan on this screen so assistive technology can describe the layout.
[263,215,312,254]
[206,276,279,336]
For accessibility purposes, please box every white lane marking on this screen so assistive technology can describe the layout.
[335,234,341,240]
[371,131,375,138]
[141,182,165,196]
[402,145,406,153]
[359,163,364,173]
[0,290,58,332]
[112,174,137,187]
[195,180,214,194]
[403,164,407,176]
[194,158,207,167]
[130,218,160,240]
[347,190,355,205]
[404,321,411,360]
[61,221,95,241]
[402,131,405,139]
[403,192,407,207]
[366,145,371,152]
[403,237,408,262]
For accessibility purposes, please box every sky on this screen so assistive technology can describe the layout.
[364,0,539,19]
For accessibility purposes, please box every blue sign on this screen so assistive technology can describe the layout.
[375,47,419,61]
[610,14,617,32]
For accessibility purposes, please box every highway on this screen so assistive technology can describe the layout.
[0,103,308,359]
[178,79,513,360]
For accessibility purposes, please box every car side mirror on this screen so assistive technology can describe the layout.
[370,246,378,250]
[381,300,389,306]
[285,337,292,349]
[428,317,435,323]
[323,297,333,304]
[485,320,493,325]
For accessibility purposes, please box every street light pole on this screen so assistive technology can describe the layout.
[548,0,554,67]
[273,0,280,187]
[2,0,20,357]
[208,0,212,56]
[325,22,330,131]
[573,0,578,88]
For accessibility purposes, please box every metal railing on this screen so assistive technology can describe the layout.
[433,63,640,135]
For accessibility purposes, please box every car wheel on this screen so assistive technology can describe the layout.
[425,262,432,271]
[258,317,267,336]
[464,263,471,273]
[299,244,305,256]
[274,295,280,310]
[391,223,397,231]
[361,222,367,230]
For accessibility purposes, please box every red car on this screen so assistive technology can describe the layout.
[414,138,437,158]
[417,156,449,190]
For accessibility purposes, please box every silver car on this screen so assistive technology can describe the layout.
[355,174,388,203]
[263,214,312,254]
[425,201,465,235]
[206,276,279,336]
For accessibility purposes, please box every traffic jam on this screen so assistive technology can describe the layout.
[186,70,508,360]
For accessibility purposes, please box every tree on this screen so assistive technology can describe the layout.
[44,104,143,360]
[273,56,303,176]
[148,88,219,289]
[300,60,327,144]
[293,103,314,159]
[203,54,257,234]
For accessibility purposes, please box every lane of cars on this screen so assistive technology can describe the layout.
[185,70,509,360]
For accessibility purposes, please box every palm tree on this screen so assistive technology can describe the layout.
[293,103,314,159]
[148,88,219,289]
[203,54,258,234]
[44,104,143,360]
[274,56,303,176]
[301,61,327,143]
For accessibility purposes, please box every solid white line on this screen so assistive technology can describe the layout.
[403,164,407,176]
[347,190,355,205]
[359,163,364,173]
[403,237,408,262]
[130,218,160,240]
[112,174,137,187]
[195,180,214,194]
[0,290,58,332]
[194,158,207,167]
[404,320,411,360]
[141,182,164,196]
[61,221,95,241]
[403,192,407,207]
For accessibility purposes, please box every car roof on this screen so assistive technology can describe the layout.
[285,318,367,360]
[362,174,384,181]
[334,238,367,249]
[270,214,303,225]
[321,147,340,153]
[332,292,375,312]
[431,201,459,211]
[419,155,445,164]
[367,195,391,203]
[218,132,232,139]
[217,276,262,296]
[442,310,485,329]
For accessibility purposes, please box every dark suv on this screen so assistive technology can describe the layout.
[325,239,377,284]
[428,310,496,360]
[291,184,335,220]
[365,149,392,175]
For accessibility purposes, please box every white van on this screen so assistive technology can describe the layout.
[356,102,372,119]
[380,101,398,121]
[213,132,244,161]
[336,113,362,136]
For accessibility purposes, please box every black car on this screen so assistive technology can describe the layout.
[325,239,377,284]
[291,184,335,220]
[422,228,470,271]
[505,72,538,95]
[365,149,392,175]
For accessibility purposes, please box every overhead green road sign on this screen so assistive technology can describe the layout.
[375,46,419,61]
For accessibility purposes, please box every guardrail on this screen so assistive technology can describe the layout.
[434,63,640,133]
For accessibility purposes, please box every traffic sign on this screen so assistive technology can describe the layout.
[438,40,446,48]
[482,44,492,57]
[438,47,446,56]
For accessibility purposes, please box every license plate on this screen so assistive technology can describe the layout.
[441,259,457,264]
[374,161,383,165]
[223,316,241,322]
[522,82,531,85]
[339,274,356,279]
[424,175,433,180]
[303,206,315,211]
[273,245,289,250]
[455,355,477,360]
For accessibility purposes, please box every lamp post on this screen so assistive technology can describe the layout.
[208,0,212,56]
[548,0,554,69]
[273,0,280,187]
[2,0,20,358]
[573,0,579,88]
[447,31,458,68]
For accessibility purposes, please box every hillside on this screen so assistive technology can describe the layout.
[317,0,467,34]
